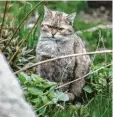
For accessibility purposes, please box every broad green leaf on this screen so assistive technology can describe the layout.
[48,90,57,99]
[18,72,28,83]
[51,97,58,104]
[109,72,112,77]
[56,90,69,101]
[31,74,45,83]
[31,98,41,104]
[83,85,93,93]
[38,107,47,116]
[43,81,57,88]
[42,96,50,104]
[28,87,43,95]
[98,78,107,86]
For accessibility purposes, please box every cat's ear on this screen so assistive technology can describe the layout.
[66,12,76,25]
[44,6,52,18]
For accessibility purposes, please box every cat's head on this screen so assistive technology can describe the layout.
[40,6,76,41]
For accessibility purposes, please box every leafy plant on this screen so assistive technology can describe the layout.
[83,65,112,94]
[18,72,69,116]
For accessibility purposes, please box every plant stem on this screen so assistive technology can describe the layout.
[14,50,113,74]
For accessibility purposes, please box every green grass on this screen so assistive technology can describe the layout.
[18,68,112,117]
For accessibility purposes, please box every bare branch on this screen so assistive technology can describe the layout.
[8,15,41,64]
[76,24,112,34]
[0,27,18,30]
[0,1,8,37]
[14,50,113,74]
[56,62,112,89]
[0,38,10,43]
[2,0,43,52]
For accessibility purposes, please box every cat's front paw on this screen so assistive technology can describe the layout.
[67,92,75,101]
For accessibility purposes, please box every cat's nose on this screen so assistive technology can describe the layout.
[51,29,57,38]
[52,33,55,38]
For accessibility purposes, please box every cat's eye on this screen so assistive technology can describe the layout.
[67,29,72,32]
[47,25,52,28]
[41,24,44,27]
[46,25,64,31]
[59,27,64,30]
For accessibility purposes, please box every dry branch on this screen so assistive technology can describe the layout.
[14,50,113,74]
[0,26,18,30]
[76,24,112,34]
[8,15,41,64]
[0,38,10,43]
[0,1,8,37]
[2,0,43,52]
[56,62,112,89]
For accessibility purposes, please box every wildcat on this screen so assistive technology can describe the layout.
[36,6,90,100]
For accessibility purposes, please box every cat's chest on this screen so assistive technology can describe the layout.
[37,38,75,82]
[37,38,75,57]
[56,43,74,56]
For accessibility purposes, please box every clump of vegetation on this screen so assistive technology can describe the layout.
[18,64,111,117]
[18,72,69,116]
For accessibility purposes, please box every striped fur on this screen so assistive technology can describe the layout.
[36,6,90,100]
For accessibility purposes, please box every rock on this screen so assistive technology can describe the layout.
[0,53,36,117]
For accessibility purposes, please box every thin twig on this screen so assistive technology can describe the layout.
[0,38,10,43]
[0,27,18,30]
[0,1,8,37]
[14,50,113,74]
[32,61,112,111]
[56,62,112,89]
[98,31,107,62]
[91,30,107,65]
[91,31,101,65]
[8,15,41,64]
[76,24,112,35]
[2,0,43,52]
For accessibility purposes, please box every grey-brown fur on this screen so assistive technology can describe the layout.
[36,6,90,100]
